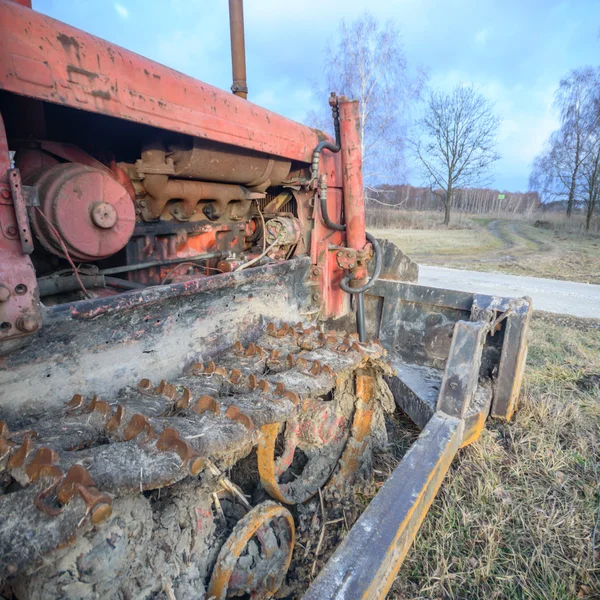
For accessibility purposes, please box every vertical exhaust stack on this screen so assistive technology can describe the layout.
[228,0,248,99]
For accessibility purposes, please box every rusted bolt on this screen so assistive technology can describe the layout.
[312,293,319,301]
[16,314,41,333]
[0,285,10,302]
[14,284,27,295]
[349,263,355,269]
[90,201,118,229]
[139,199,147,208]
[312,267,319,276]
[1,189,10,199]
[6,226,17,237]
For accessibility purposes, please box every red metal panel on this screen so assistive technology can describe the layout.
[0,1,321,163]
[339,98,367,281]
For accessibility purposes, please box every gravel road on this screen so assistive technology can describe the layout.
[419,266,600,319]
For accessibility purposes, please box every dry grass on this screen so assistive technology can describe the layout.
[374,217,600,285]
[371,228,504,258]
[381,316,600,599]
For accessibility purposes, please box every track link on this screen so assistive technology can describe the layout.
[0,321,393,598]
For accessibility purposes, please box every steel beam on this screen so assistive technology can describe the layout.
[304,412,463,600]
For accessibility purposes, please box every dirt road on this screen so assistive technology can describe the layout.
[419,265,600,319]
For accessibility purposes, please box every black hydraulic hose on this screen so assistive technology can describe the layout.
[104,277,146,290]
[339,232,382,295]
[319,186,345,232]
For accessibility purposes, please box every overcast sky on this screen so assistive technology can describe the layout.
[34,0,600,192]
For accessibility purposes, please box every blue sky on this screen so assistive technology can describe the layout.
[34,0,600,192]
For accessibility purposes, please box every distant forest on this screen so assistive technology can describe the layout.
[367,185,542,216]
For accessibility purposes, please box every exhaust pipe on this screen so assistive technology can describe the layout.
[228,0,248,99]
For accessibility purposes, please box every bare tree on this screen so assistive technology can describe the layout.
[579,134,600,231]
[530,67,600,217]
[308,13,425,183]
[411,84,501,225]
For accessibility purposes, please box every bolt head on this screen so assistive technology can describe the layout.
[90,201,118,229]
[312,293,319,301]
[0,285,10,302]
[16,313,41,334]
[6,226,17,237]
[1,189,10,199]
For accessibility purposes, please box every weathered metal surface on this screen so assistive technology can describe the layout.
[0,116,42,354]
[339,98,367,284]
[0,319,389,591]
[0,258,312,424]
[437,320,488,419]
[207,502,294,599]
[0,0,322,163]
[26,162,135,260]
[6,168,34,254]
[228,0,248,99]
[304,413,464,600]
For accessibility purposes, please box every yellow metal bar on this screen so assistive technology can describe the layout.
[304,412,463,600]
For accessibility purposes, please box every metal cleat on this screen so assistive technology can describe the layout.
[266,322,278,336]
[24,448,61,483]
[274,382,286,396]
[322,364,335,378]
[65,393,85,413]
[88,396,113,418]
[156,380,178,400]
[122,414,155,442]
[233,340,245,355]
[247,373,258,391]
[7,436,34,469]
[56,464,95,504]
[176,387,192,410]
[284,390,301,406]
[137,379,154,395]
[105,405,125,432]
[193,395,220,415]
[205,361,217,374]
[309,360,322,376]
[297,335,315,350]
[225,406,255,431]
[296,357,308,371]
[74,483,113,525]
[156,428,204,476]
[257,380,270,393]
[229,369,243,384]
[285,353,295,369]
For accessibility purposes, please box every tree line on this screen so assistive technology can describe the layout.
[311,13,599,229]
[368,185,540,216]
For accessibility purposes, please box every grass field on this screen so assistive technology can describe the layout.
[379,315,600,599]
[371,215,600,284]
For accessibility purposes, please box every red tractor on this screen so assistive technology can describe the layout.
[0,1,531,598]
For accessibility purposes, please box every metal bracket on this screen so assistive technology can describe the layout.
[6,169,36,254]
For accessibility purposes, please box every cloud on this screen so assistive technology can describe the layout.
[114,3,129,19]
[474,28,489,45]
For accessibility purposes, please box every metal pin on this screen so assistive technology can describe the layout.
[193,395,220,415]
[225,406,255,431]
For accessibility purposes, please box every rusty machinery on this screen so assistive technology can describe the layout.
[0,1,532,599]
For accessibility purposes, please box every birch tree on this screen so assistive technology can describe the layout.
[308,13,425,183]
[529,67,600,217]
[411,84,501,225]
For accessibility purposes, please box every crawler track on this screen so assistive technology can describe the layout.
[0,321,393,599]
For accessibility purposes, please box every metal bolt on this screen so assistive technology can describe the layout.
[312,293,319,301]
[1,189,10,199]
[139,200,147,208]
[90,201,118,229]
[349,263,355,269]
[0,285,10,302]
[14,284,27,295]
[6,226,17,237]
[16,314,40,333]
[312,268,319,276]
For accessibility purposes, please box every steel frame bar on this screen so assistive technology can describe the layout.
[304,412,464,600]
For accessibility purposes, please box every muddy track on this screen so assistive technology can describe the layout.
[423,220,552,266]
